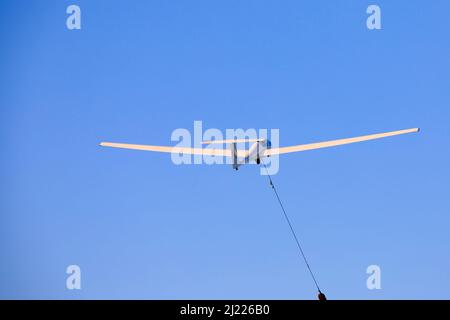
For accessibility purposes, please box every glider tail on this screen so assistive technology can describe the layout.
[230,142,240,170]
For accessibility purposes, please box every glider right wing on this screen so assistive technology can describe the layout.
[265,128,419,156]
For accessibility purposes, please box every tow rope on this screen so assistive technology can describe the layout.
[261,162,326,300]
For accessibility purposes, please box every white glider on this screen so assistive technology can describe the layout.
[100,128,419,170]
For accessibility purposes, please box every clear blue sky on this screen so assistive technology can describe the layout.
[1,0,449,299]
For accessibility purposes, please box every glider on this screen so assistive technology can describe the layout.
[100,127,419,170]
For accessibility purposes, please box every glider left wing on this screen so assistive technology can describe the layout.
[100,142,248,157]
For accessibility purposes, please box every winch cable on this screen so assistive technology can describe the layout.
[261,161,324,296]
